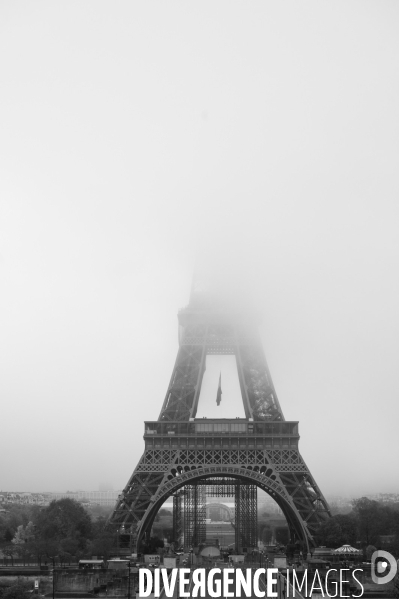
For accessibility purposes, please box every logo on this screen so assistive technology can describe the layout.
[371,550,398,585]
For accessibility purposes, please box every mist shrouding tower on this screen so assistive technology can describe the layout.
[108,270,331,553]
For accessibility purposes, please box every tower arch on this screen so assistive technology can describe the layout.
[108,284,331,554]
[134,466,312,552]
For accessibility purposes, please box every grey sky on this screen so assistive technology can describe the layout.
[1,1,398,498]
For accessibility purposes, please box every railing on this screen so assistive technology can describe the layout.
[145,421,299,437]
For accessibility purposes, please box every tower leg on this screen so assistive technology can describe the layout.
[235,483,241,553]
[184,484,206,550]
[235,483,257,553]
[173,492,183,548]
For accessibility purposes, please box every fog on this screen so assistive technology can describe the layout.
[1,2,398,499]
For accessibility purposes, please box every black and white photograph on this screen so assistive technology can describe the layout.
[1,2,399,598]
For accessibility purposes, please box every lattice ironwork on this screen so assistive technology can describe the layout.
[159,345,206,422]
[172,491,183,547]
[237,344,284,421]
[108,288,331,553]
[158,304,285,422]
[183,484,206,549]
[174,479,256,552]
[205,483,236,497]
[235,483,257,551]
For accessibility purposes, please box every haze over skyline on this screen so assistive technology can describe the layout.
[1,2,399,498]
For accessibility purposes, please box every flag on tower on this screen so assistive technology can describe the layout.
[216,372,222,406]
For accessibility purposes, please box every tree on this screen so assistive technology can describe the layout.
[0,516,8,543]
[0,505,41,549]
[26,536,59,567]
[35,499,92,542]
[352,497,389,545]
[2,545,16,566]
[88,519,116,560]
[0,581,31,599]
[57,539,80,566]
[32,499,92,562]
[12,522,35,545]
[365,545,377,560]
[314,514,357,548]
[4,529,13,543]
[140,536,164,554]
[12,523,35,566]
[86,504,113,521]
[314,497,399,554]
[259,525,272,544]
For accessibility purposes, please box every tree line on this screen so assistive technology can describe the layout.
[314,497,399,556]
[0,499,115,565]
[1,496,398,565]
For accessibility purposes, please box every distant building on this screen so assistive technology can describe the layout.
[366,493,399,504]
[98,483,114,492]
[0,490,121,507]
[0,492,47,506]
[45,490,121,506]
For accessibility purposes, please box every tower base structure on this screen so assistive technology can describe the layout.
[109,295,331,553]
[172,478,257,553]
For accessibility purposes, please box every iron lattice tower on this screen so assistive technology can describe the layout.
[109,290,331,553]
[171,479,257,552]
[172,491,183,547]
[235,483,257,551]
[183,484,206,548]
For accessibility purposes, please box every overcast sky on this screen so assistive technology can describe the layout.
[1,1,398,500]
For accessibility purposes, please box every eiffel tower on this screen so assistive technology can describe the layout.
[109,281,331,553]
